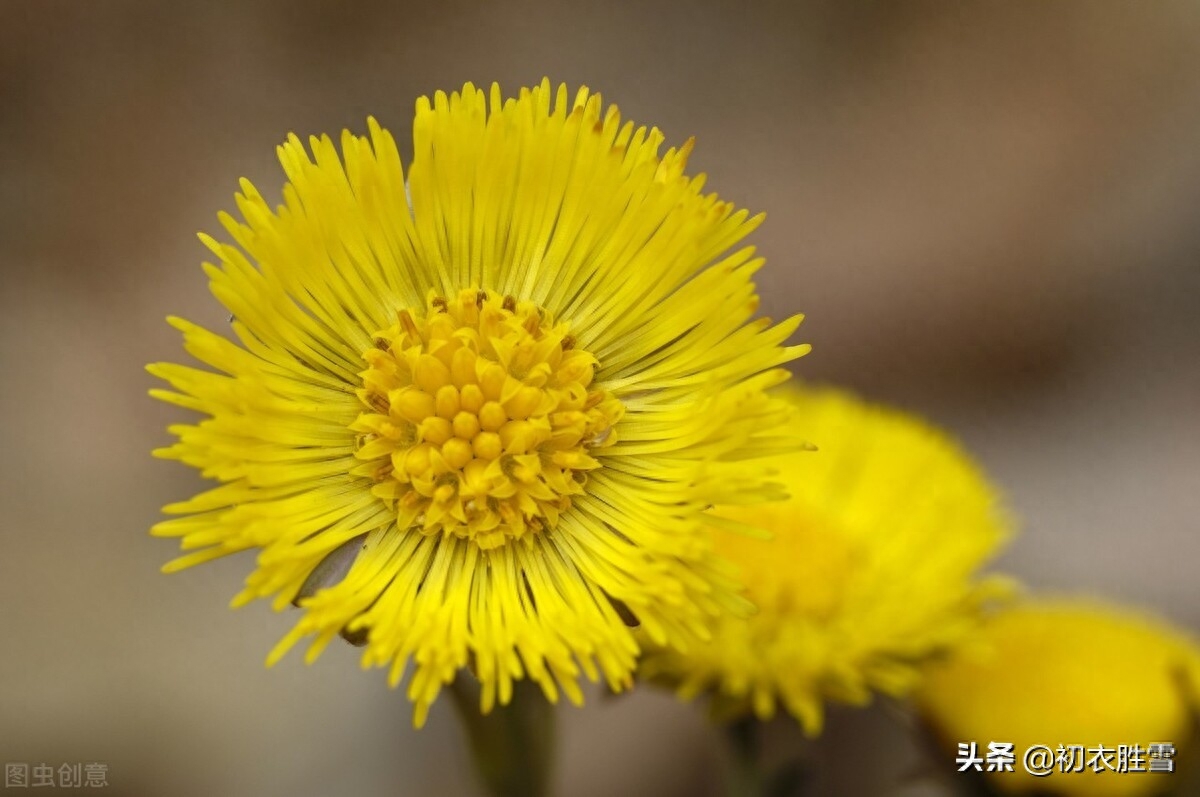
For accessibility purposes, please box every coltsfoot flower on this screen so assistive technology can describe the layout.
[917,599,1200,797]
[640,385,1013,735]
[148,80,808,726]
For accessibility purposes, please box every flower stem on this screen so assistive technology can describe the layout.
[724,718,768,797]
[722,718,811,797]
[448,675,556,797]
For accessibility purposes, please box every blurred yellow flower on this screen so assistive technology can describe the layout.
[918,599,1200,796]
[148,79,808,727]
[640,385,1013,735]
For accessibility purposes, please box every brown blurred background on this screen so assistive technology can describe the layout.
[2,2,1198,795]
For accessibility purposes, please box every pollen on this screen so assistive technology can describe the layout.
[351,288,623,550]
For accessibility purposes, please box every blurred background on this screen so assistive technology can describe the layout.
[1,1,1198,795]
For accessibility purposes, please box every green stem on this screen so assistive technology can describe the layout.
[724,718,767,797]
[722,718,811,797]
[448,675,556,797]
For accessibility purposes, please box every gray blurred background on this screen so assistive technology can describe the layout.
[2,2,1198,795]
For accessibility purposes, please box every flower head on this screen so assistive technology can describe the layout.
[640,385,1013,735]
[917,599,1200,796]
[148,80,807,726]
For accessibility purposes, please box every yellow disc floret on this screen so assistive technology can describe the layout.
[351,288,622,550]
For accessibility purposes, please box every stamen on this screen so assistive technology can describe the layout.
[352,287,622,549]
[397,309,421,341]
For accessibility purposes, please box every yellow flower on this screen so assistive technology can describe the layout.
[640,385,1013,735]
[917,599,1200,796]
[148,80,808,726]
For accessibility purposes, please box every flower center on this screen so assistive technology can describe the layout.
[714,504,860,621]
[351,289,622,550]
